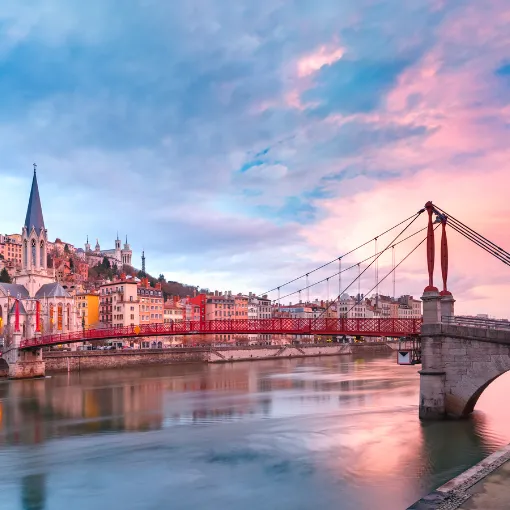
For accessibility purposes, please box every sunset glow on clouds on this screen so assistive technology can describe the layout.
[0,1,509,316]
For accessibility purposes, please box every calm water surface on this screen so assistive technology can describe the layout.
[0,353,509,510]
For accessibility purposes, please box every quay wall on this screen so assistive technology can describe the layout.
[44,348,206,372]
[43,344,360,372]
[206,344,352,362]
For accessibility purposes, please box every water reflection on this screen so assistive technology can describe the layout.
[22,474,46,510]
[0,355,508,510]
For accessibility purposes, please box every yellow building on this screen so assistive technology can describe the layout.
[76,292,100,329]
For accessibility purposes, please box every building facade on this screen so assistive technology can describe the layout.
[0,169,79,345]
[138,278,163,325]
[99,277,139,328]
[76,292,100,329]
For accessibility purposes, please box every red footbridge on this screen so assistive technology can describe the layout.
[20,317,421,349]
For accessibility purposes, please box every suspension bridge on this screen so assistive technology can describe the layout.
[17,203,432,349]
[4,199,510,422]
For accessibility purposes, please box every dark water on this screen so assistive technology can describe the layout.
[0,354,509,510]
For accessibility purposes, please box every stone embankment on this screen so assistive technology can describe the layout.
[408,444,510,509]
[40,343,383,372]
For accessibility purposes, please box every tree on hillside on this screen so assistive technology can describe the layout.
[158,274,165,283]
[64,244,70,254]
[69,258,74,272]
[0,268,11,283]
[102,257,111,269]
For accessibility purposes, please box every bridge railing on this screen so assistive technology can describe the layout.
[442,315,510,330]
[19,317,422,349]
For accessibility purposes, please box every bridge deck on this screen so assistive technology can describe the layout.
[20,318,421,349]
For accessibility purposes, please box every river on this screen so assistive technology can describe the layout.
[0,353,509,510]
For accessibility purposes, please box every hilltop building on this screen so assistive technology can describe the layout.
[80,234,132,268]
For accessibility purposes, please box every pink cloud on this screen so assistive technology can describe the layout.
[294,1,510,318]
[297,45,345,77]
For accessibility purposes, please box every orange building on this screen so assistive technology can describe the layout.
[76,292,100,329]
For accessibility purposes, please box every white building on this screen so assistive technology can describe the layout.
[338,294,368,318]
[0,169,79,344]
[82,234,133,268]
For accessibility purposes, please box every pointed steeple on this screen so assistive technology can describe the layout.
[24,165,45,233]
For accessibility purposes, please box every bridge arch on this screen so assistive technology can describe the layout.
[0,357,9,377]
[455,364,510,418]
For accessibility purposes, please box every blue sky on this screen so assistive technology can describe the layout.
[1,1,510,315]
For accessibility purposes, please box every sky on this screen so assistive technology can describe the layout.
[1,0,510,316]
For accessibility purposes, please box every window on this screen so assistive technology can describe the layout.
[31,238,36,266]
[130,314,134,320]
[40,241,44,268]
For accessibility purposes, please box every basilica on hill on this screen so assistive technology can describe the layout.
[0,169,78,341]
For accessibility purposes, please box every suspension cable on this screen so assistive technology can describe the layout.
[273,225,427,304]
[344,227,436,316]
[258,210,424,297]
[392,245,396,298]
[448,221,510,266]
[439,210,510,261]
[314,212,423,319]
[434,205,510,265]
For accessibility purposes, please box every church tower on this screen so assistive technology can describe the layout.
[15,166,55,295]
[115,232,121,263]
[121,235,132,266]
[85,235,90,252]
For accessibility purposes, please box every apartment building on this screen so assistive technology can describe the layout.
[206,292,235,343]
[163,299,183,323]
[1,234,22,268]
[99,277,139,328]
[137,278,163,325]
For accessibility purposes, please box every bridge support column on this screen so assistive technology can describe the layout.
[419,369,446,420]
[419,290,447,420]
[440,293,455,319]
[4,332,45,379]
[422,289,442,324]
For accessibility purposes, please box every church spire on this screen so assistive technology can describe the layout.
[24,164,45,233]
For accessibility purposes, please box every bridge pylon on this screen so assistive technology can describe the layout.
[418,202,456,420]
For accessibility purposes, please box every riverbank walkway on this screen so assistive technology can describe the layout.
[409,445,510,509]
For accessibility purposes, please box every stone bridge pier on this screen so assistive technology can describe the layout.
[419,291,510,420]
[1,332,45,379]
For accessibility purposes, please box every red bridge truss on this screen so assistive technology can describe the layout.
[19,317,421,349]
